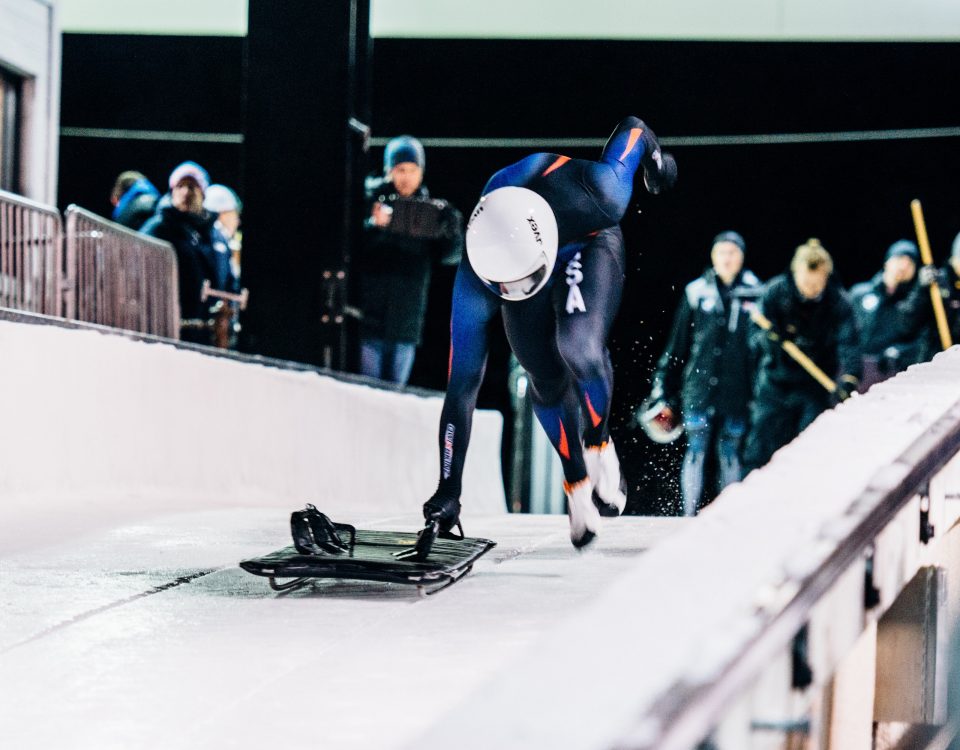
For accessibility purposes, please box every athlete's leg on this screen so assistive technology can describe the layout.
[554,227,628,515]
[423,261,501,529]
[555,227,624,446]
[503,284,601,547]
[502,286,587,487]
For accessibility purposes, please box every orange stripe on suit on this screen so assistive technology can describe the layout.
[618,128,644,162]
[584,392,603,428]
[558,419,570,459]
[541,155,570,177]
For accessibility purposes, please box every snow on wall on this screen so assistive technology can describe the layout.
[0,320,505,553]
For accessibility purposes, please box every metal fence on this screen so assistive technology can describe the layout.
[0,190,180,338]
[0,188,64,315]
[63,205,180,338]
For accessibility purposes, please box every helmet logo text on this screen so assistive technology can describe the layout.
[526,216,543,245]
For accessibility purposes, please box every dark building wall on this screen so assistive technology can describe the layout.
[58,34,960,513]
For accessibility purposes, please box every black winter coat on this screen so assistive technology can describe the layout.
[849,272,926,370]
[358,181,463,344]
[651,268,762,418]
[141,203,236,320]
[753,273,861,395]
[899,263,960,357]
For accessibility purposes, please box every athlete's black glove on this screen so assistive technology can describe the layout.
[643,152,678,195]
[423,492,462,533]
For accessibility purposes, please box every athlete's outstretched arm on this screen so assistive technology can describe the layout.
[585,116,677,224]
[423,260,501,528]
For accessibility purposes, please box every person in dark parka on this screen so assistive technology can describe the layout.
[648,230,762,515]
[743,239,861,473]
[358,135,463,385]
[900,231,960,359]
[140,161,236,343]
[849,239,926,390]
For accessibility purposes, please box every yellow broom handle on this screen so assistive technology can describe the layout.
[751,309,838,393]
[911,199,953,350]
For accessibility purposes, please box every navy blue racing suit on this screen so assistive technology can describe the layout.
[427,117,667,521]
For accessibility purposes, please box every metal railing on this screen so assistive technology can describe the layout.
[0,188,63,316]
[63,205,180,339]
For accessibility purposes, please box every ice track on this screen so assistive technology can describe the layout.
[0,509,682,750]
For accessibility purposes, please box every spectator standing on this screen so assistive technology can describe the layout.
[849,239,926,390]
[646,231,762,515]
[357,135,463,386]
[204,184,243,282]
[110,171,159,231]
[743,239,861,473]
[141,161,236,344]
[906,231,960,353]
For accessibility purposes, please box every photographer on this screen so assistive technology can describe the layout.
[358,135,463,385]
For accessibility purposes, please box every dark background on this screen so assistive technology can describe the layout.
[58,33,960,514]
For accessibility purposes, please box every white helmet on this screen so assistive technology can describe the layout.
[466,186,558,301]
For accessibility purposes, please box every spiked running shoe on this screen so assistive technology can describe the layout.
[566,478,602,549]
[584,441,627,517]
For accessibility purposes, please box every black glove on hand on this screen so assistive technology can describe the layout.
[835,374,860,402]
[423,492,462,533]
[879,346,901,375]
[643,152,678,195]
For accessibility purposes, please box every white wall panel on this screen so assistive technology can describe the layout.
[0,321,506,554]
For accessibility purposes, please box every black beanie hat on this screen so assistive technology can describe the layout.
[885,239,920,264]
[712,230,746,253]
[383,135,425,173]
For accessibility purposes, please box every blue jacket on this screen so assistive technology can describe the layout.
[112,178,160,231]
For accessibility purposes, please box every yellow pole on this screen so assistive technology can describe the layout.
[911,199,953,350]
[750,309,838,393]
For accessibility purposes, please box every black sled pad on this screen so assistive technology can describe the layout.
[240,511,495,594]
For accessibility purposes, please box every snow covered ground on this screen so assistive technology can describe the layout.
[0,509,682,750]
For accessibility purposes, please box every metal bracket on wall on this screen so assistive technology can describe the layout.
[348,117,371,152]
[919,484,935,545]
[319,269,360,370]
[320,269,347,327]
[790,624,813,690]
[864,546,881,609]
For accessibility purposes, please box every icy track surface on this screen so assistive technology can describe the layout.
[0,509,682,750]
